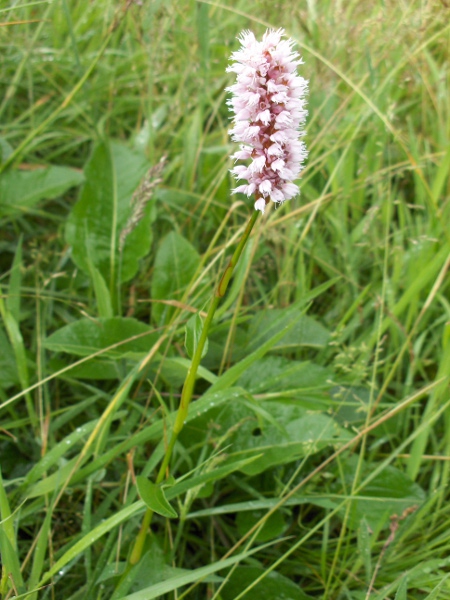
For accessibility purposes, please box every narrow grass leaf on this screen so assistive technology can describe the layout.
[27,501,54,599]
[357,518,372,584]
[394,576,408,600]
[0,527,25,594]
[6,234,22,322]
[431,144,450,204]
[38,501,145,586]
[422,574,450,599]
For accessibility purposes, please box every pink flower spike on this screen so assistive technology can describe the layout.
[227,28,308,211]
[254,198,267,213]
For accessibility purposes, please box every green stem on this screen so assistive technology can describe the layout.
[129,209,259,565]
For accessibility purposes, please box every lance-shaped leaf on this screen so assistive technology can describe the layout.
[65,141,152,291]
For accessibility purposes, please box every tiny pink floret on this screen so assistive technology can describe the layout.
[227,29,308,213]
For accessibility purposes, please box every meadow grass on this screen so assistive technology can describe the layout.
[0,1,450,599]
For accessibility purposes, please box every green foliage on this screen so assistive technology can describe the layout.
[44,316,158,358]
[136,476,178,519]
[0,165,84,217]
[1,0,449,598]
[65,140,152,305]
[151,231,202,325]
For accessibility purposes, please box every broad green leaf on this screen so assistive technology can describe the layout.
[247,310,330,351]
[65,140,152,287]
[236,356,332,396]
[236,509,287,543]
[336,456,426,530]
[207,305,309,394]
[117,540,284,600]
[184,311,208,359]
[136,476,177,518]
[187,400,351,476]
[221,566,314,600]
[48,357,121,380]
[166,456,262,500]
[44,317,158,358]
[0,165,84,217]
[107,539,220,598]
[151,231,201,325]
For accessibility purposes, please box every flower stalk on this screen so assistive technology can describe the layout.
[129,208,259,565]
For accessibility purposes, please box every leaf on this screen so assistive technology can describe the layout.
[236,510,287,543]
[184,312,208,359]
[116,541,284,600]
[207,304,313,395]
[189,400,351,476]
[0,165,84,217]
[6,235,22,322]
[423,574,450,599]
[0,323,19,389]
[21,421,96,490]
[236,356,332,396]
[221,566,314,600]
[357,518,372,584]
[0,526,26,594]
[0,137,13,164]
[247,309,330,351]
[151,231,201,325]
[44,317,158,358]
[166,456,262,501]
[65,140,151,288]
[136,476,177,518]
[88,263,113,318]
[159,357,217,387]
[38,501,145,586]
[394,576,408,600]
[336,456,426,530]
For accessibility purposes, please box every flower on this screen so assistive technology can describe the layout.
[227,29,308,213]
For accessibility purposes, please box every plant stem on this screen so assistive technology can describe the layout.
[129,208,259,565]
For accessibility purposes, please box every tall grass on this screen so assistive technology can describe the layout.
[0,1,449,599]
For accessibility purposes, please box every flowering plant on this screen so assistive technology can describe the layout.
[227,28,308,213]
[127,29,308,573]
